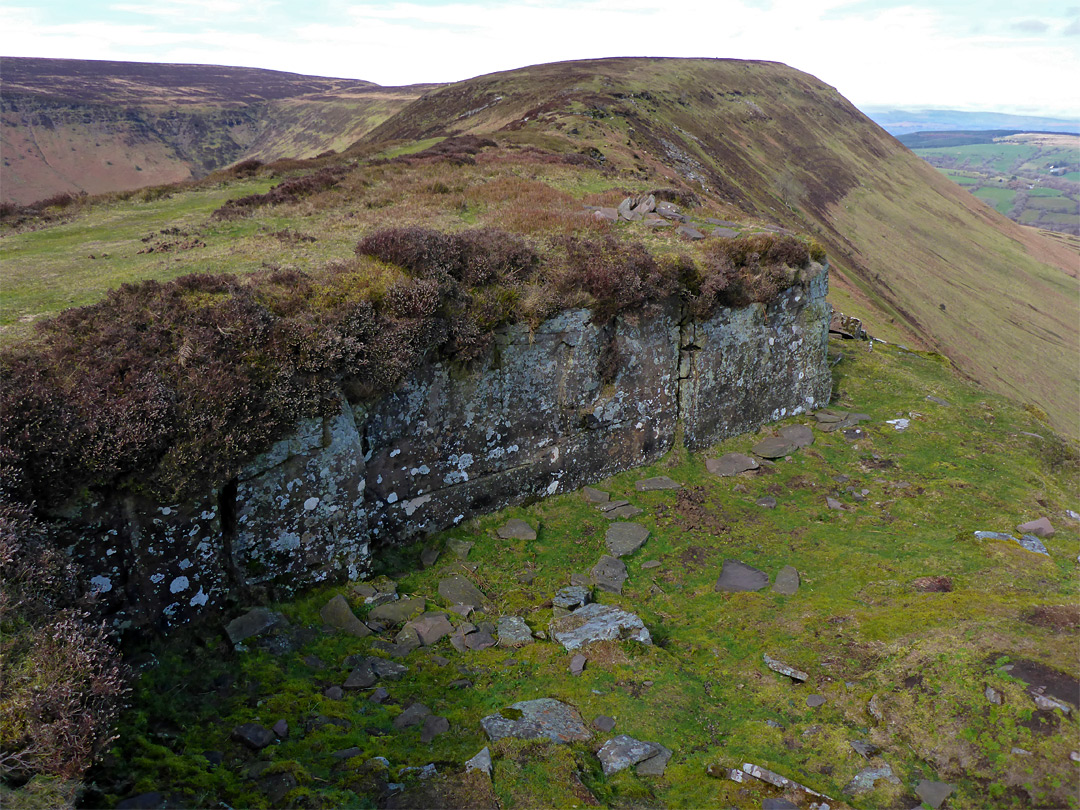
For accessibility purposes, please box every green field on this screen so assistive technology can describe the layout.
[971,186,1016,214]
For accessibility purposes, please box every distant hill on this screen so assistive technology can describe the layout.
[0,57,440,205]
[864,107,1079,137]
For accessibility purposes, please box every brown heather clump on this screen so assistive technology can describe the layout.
[211,165,350,219]
[693,233,813,315]
[555,234,678,320]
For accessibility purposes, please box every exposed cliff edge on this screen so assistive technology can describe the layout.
[62,269,830,632]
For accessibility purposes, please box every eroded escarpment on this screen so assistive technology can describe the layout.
[65,269,830,631]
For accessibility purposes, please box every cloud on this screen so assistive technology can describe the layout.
[1064,18,1080,36]
[1011,19,1050,34]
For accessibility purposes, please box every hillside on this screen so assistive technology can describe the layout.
[0,57,438,204]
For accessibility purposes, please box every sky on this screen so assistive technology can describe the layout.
[2,0,1079,119]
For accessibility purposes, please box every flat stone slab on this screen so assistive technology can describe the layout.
[916,780,955,809]
[438,575,488,609]
[605,504,643,519]
[635,476,680,491]
[591,555,628,593]
[225,607,285,645]
[752,436,799,459]
[605,522,650,557]
[498,519,537,540]
[552,585,592,610]
[583,487,610,504]
[597,735,661,776]
[405,612,453,646]
[778,424,814,448]
[465,747,492,777]
[496,615,534,647]
[676,225,705,239]
[481,698,590,743]
[756,496,777,509]
[368,597,425,625]
[715,559,769,592]
[843,764,900,795]
[635,744,673,776]
[1017,517,1054,537]
[772,565,800,595]
[549,603,652,651]
[598,499,631,512]
[763,653,808,682]
[706,453,760,477]
[420,715,449,743]
[232,723,274,750]
[393,702,431,729]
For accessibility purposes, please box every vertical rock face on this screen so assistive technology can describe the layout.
[63,270,830,631]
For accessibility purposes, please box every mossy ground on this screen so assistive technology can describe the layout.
[87,337,1079,809]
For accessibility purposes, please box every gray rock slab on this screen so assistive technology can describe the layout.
[843,764,900,795]
[553,585,592,610]
[753,436,799,459]
[761,800,799,810]
[598,735,661,776]
[420,547,440,568]
[779,424,815,448]
[405,613,453,646]
[974,530,1016,542]
[772,565,800,595]
[232,723,274,750]
[583,487,610,504]
[591,555,628,593]
[806,694,826,707]
[549,602,651,650]
[446,538,474,559]
[570,653,587,676]
[826,497,845,511]
[599,499,631,512]
[498,519,537,540]
[676,225,706,240]
[706,453,760,476]
[713,226,739,238]
[344,665,377,690]
[496,615,534,647]
[272,719,288,738]
[636,744,672,776]
[763,653,808,682]
[642,560,661,569]
[438,575,488,609]
[605,504,643,519]
[465,747,492,777]
[715,559,769,592]
[916,780,954,809]
[594,207,619,222]
[1018,517,1055,537]
[225,608,286,646]
[926,395,950,406]
[393,702,432,729]
[464,630,497,651]
[756,496,777,509]
[392,625,421,655]
[324,685,344,700]
[593,715,616,733]
[420,715,449,743]
[605,522,650,557]
[635,476,680,491]
[1017,534,1050,555]
[369,597,425,625]
[480,698,590,743]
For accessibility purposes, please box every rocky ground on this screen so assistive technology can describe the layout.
[90,338,1079,810]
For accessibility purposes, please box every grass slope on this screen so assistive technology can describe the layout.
[94,338,1080,809]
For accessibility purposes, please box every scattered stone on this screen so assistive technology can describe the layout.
[605,522,651,557]
[404,613,453,646]
[446,538,474,559]
[331,746,364,759]
[225,607,285,645]
[515,571,536,586]
[762,800,799,810]
[635,476,680,491]
[570,572,590,587]
[974,530,1016,542]
[449,678,473,689]
[715,559,769,592]
[1033,693,1072,714]
[272,719,288,739]
[867,694,884,722]
[1017,534,1050,556]
[916,780,954,809]
[480,698,590,743]
[885,418,910,431]
[676,225,705,240]
[553,585,592,610]
[1067,510,1080,521]
[765,720,783,729]
[438,575,488,609]
[757,496,778,509]
[369,597,425,625]
[464,630,497,651]
[713,226,739,238]
[591,555,628,593]
[779,424,815,448]
[324,685,345,699]
[319,594,372,638]
[497,616,534,647]
[258,772,297,804]
[594,207,619,222]
[850,740,879,758]
[370,687,389,704]
[926,395,950,406]
[1012,746,1032,756]
[985,685,1003,705]
[814,408,848,423]
[632,194,656,215]
[1018,517,1054,537]
[605,504,643,519]
[465,747,492,777]
[598,735,662,776]
[642,560,661,569]
[593,715,616,733]
[232,723,275,750]
[806,694,827,708]
[570,654,587,676]
[706,453,760,477]
[636,744,672,776]
[772,566,800,595]
[392,625,422,656]
[752,436,799,459]
[763,653,809,682]
[740,763,827,797]
[599,499,631,513]
[393,702,432,730]
[398,763,438,780]
[498,519,537,541]
[583,487,610,504]
[843,764,900,795]
[420,715,450,743]
[549,603,651,650]
[826,497,845,511]
[420,547,440,568]
[1070,751,1080,763]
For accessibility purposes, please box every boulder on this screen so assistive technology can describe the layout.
[438,575,488,609]
[232,723,275,750]
[549,603,651,650]
[597,735,661,776]
[498,519,537,541]
[715,559,769,592]
[706,453,759,477]
[225,607,285,646]
[591,555,628,593]
[605,522,650,557]
[320,595,371,638]
[480,698,590,743]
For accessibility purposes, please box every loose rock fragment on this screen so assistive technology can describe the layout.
[916,780,954,809]
[591,555,628,593]
[597,735,661,776]
[320,595,372,638]
[225,608,285,645]
[635,476,680,491]
[393,702,431,729]
[1017,517,1054,537]
[843,764,900,795]
[480,698,590,743]
[465,747,492,777]
[583,487,610,504]
[753,436,799,458]
[232,723,275,750]
[706,453,759,477]
[553,585,592,610]
[715,559,769,592]
[605,522,650,557]
[498,519,537,541]
[549,603,651,650]
[496,615,534,647]
[438,576,488,609]
[764,653,809,682]
[570,654,587,676]
[772,566,800,595]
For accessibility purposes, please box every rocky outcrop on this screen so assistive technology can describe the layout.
[63,268,831,631]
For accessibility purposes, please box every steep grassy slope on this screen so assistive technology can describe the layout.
[359,57,1079,436]
[0,57,435,204]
